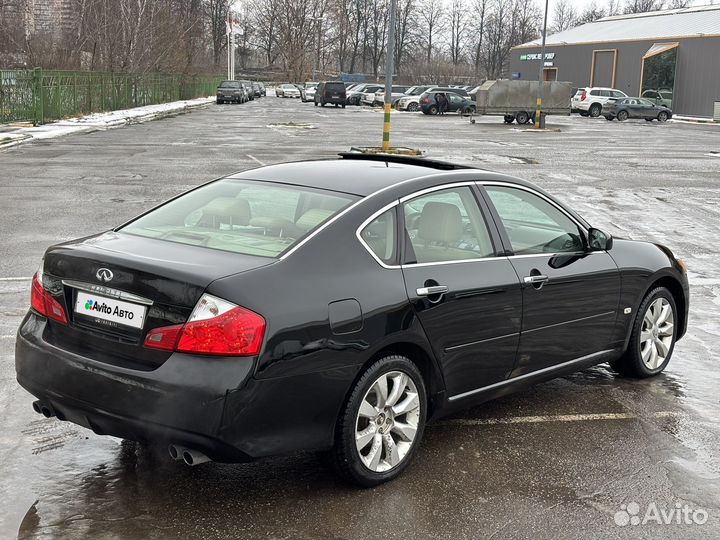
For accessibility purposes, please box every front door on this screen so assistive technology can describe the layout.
[482,185,621,377]
[400,185,522,398]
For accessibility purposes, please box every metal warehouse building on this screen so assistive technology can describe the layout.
[510,4,720,118]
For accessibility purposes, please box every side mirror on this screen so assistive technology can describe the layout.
[588,228,613,251]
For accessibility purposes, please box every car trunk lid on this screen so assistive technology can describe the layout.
[40,231,274,370]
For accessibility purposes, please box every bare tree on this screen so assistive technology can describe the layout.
[551,0,578,32]
[448,0,468,66]
[418,0,445,64]
[623,0,665,13]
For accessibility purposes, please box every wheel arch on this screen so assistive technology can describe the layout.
[341,340,446,425]
[625,274,688,351]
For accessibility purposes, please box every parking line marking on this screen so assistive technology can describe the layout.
[246,154,266,166]
[436,411,676,426]
[1,335,16,340]
[0,277,32,282]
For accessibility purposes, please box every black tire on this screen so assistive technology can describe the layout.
[342,104,346,109]
[609,287,677,378]
[217,99,223,105]
[504,115,514,124]
[589,104,602,117]
[314,101,318,107]
[428,105,438,115]
[321,101,326,107]
[515,111,529,124]
[331,355,427,487]
[657,111,668,122]
[407,102,419,112]
[617,110,629,121]
[645,118,653,122]
[579,111,589,117]
[605,115,614,121]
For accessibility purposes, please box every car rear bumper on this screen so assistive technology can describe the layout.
[15,313,357,461]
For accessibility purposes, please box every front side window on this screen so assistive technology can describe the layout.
[121,180,357,258]
[403,187,495,264]
[360,209,396,265]
[485,186,584,255]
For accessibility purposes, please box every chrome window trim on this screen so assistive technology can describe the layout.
[478,181,589,236]
[62,280,154,306]
[398,181,478,203]
[279,170,473,262]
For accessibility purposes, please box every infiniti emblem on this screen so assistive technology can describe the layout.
[96,268,114,282]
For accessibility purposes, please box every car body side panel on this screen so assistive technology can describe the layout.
[607,239,689,348]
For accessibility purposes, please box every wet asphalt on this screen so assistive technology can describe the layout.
[1,96,719,539]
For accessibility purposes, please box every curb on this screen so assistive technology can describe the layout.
[0,98,215,150]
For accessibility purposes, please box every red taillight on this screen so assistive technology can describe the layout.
[581,90,587,101]
[144,294,265,357]
[31,272,68,325]
[423,97,429,104]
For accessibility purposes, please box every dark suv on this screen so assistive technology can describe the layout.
[314,81,347,108]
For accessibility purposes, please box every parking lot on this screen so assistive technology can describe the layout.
[1,95,719,539]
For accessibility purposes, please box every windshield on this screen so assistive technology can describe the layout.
[121,180,358,258]
[219,81,240,88]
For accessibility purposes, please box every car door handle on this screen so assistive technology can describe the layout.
[523,274,549,288]
[416,285,449,297]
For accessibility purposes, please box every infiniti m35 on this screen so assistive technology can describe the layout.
[16,154,689,486]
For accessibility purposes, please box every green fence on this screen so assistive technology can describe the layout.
[0,69,223,125]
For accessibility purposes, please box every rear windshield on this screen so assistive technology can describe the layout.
[324,82,346,92]
[219,81,240,88]
[120,180,358,258]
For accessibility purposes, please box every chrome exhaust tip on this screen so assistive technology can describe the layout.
[168,444,185,461]
[182,448,211,466]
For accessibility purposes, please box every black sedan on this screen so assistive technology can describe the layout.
[604,97,672,122]
[16,154,689,486]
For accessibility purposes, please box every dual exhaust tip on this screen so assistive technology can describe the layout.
[168,444,211,466]
[32,400,64,420]
[32,401,211,467]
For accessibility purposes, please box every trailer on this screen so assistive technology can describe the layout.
[472,79,573,124]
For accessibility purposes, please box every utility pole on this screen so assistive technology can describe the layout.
[311,16,324,81]
[382,0,397,152]
[534,0,549,129]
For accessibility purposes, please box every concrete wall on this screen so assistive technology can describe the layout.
[510,37,720,117]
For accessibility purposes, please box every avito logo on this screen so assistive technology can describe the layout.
[84,299,135,321]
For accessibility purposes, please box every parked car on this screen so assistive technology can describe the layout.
[251,82,263,98]
[216,80,248,104]
[300,82,318,102]
[573,87,628,117]
[346,84,383,105]
[395,86,437,111]
[419,91,476,115]
[372,85,411,107]
[604,97,672,122]
[16,153,689,486]
[278,83,301,98]
[641,89,673,108]
[314,81,347,107]
[258,82,266,97]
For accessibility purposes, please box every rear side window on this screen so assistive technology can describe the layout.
[403,187,494,264]
[121,180,358,258]
[360,209,397,265]
[590,89,600,96]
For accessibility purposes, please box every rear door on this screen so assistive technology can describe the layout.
[481,184,621,377]
[400,183,522,398]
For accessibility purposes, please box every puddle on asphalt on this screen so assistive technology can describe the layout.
[471,153,539,165]
[266,122,317,130]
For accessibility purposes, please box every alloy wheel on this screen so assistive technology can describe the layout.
[640,297,674,370]
[355,370,420,473]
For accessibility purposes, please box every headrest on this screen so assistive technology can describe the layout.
[295,208,335,231]
[418,201,462,244]
[201,197,251,225]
